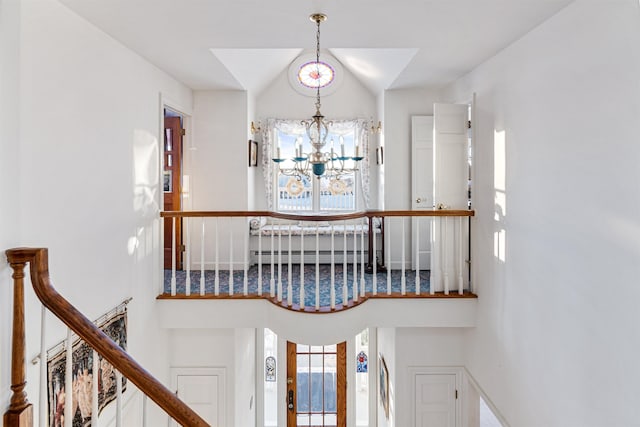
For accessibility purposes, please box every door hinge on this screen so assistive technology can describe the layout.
[455,389,458,399]
[179,244,186,252]
[467,120,471,129]
[180,128,186,136]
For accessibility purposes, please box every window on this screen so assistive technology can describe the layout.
[275,128,358,212]
[262,118,371,213]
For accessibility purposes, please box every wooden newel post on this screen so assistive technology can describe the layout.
[4,252,34,427]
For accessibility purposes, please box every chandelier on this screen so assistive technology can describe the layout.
[272,13,364,178]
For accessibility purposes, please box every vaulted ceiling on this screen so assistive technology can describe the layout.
[59,0,573,96]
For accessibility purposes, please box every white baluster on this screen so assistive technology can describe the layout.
[401,217,406,295]
[277,224,283,303]
[185,217,191,296]
[64,329,73,427]
[200,218,205,296]
[353,222,358,303]
[142,395,148,427]
[300,231,305,309]
[115,370,123,427]
[458,217,464,295]
[360,217,365,297]
[170,217,176,296]
[430,217,436,295]
[415,217,420,295]
[315,224,320,311]
[258,217,263,296]
[40,307,47,427]
[229,220,234,296]
[372,217,377,296]
[443,217,449,295]
[343,220,348,306]
[244,218,249,296]
[214,218,220,296]
[330,223,336,310]
[270,218,275,298]
[287,224,292,307]
[92,349,99,427]
[386,217,392,295]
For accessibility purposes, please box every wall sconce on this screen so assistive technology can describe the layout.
[370,121,382,134]
[250,121,261,135]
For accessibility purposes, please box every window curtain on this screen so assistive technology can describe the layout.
[260,118,371,211]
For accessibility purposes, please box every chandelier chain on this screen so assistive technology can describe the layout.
[315,17,321,111]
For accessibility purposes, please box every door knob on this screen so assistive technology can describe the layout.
[416,198,422,203]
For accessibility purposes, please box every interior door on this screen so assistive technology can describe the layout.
[172,367,225,427]
[414,374,456,427]
[432,104,468,292]
[287,341,346,427]
[433,104,468,209]
[411,116,434,270]
[163,115,183,269]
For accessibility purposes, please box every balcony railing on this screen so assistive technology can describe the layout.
[160,209,475,312]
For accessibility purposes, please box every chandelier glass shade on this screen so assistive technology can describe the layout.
[272,13,364,178]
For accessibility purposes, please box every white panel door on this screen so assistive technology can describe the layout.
[415,374,456,427]
[411,115,433,270]
[433,103,468,209]
[432,103,468,293]
[172,368,225,427]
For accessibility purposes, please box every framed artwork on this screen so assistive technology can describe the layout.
[379,353,389,419]
[249,140,258,167]
[376,147,384,165]
[163,170,172,192]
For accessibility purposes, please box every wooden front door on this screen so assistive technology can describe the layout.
[163,115,183,269]
[287,341,346,427]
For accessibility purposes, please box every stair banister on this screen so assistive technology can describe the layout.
[4,248,209,427]
[4,251,33,426]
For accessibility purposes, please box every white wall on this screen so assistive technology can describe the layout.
[168,328,257,427]
[376,93,386,210]
[394,328,466,427]
[12,0,193,421]
[191,90,249,211]
[444,1,640,426]
[0,0,21,411]
[255,65,378,210]
[169,329,235,425]
[248,93,258,210]
[234,328,256,427]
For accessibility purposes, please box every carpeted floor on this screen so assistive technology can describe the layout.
[164,264,431,308]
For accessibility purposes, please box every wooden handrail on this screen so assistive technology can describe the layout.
[5,248,209,427]
[160,208,475,220]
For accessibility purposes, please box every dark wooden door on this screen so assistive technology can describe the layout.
[163,115,183,269]
[287,341,346,427]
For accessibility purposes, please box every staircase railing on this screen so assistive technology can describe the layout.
[3,248,209,427]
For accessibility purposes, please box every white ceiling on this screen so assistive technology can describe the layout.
[59,0,573,96]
